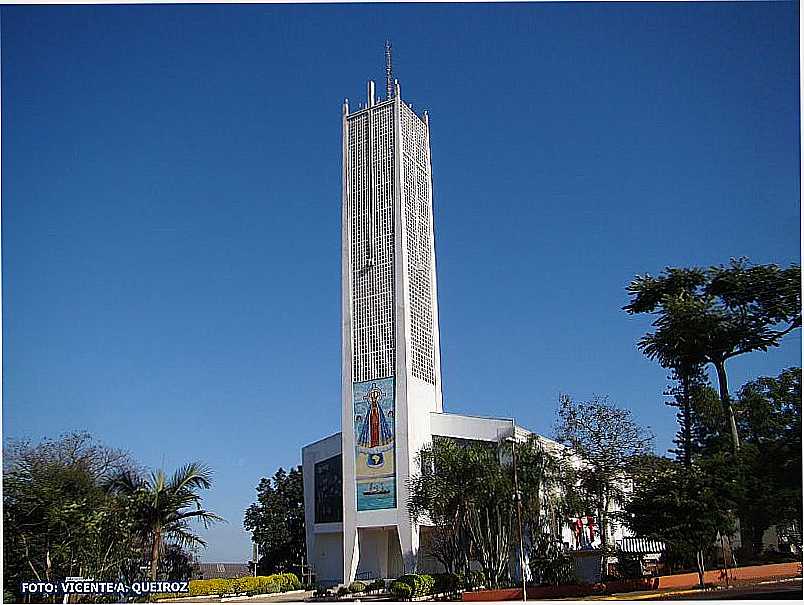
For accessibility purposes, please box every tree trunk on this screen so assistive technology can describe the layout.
[713,359,740,453]
[681,377,692,468]
[598,493,609,582]
[695,550,705,588]
[750,524,766,560]
[150,530,161,581]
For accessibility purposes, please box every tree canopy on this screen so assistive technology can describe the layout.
[624,258,801,451]
[555,395,654,552]
[3,432,216,602]
[244,466,306,576]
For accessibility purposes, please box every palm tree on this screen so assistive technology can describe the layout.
[108,462,223,580]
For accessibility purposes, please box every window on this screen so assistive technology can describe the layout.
[314,455,343,524]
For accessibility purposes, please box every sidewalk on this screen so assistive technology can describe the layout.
[588,577,802,600]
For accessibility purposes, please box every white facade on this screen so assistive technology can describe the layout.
[339,73,443,586]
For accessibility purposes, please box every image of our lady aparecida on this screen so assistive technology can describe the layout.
[353,378,396,511]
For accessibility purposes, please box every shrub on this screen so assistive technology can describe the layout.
[433,573,461,595]
[529,538,576,586]
[151,574,299,600]
[275,572,302,591]
[367,579,386,593]
[348,581,366,594]
[417,574,435,595]
[457,570,486,590]
[397,574,420,594]
[389,580,413,600]
[336,586,349,597]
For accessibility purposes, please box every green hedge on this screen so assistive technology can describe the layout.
[152,572,301,600]
[389,580,413,600]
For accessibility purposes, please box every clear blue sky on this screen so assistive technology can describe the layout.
[2,2,800,562]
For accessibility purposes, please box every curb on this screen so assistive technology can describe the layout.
[221,589,309,602]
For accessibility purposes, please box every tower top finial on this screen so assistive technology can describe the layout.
[385,40,394,100]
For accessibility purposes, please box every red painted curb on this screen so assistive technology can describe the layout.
[461,562,803,601]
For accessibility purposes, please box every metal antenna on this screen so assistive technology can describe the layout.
[385,40,394,100]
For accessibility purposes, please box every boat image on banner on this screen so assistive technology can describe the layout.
[353,377,396,510]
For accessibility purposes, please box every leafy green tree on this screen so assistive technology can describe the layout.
[410,436,568,587]
[3,432,141,601]
[244,466,306,575]
[555,394,654,553]
[624,259,801,452]
[732,368,802,557]
[664,364,710,467]
[410,438,514,585]
[623,459,736,587]
[513,437,575,584]
[108,463,222,581]
[409,438,474,576]
[160,543,196,581]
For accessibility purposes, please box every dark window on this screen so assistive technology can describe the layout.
[314,455,343,524]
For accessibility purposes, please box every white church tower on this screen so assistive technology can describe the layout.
[340,42,443,583]
[301,44,596,586]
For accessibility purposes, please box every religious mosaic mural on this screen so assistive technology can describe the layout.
[353,377,396,510]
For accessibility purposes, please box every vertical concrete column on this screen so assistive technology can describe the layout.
[397,523,420,573]
[343,528,359,585]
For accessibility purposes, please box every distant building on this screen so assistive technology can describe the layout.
[301,46,629,587]
[195,562,252,580]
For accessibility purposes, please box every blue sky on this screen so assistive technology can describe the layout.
[2,2,800,562]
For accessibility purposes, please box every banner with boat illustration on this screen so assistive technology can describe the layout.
[353,377,396,510]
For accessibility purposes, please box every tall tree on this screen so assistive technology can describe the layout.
[410,437,564,587]
[408,438,475,576]
[554,395,654,554]
[624,259,801,452]
[108,463,222,581]
[244,466,306,575]
[623,459,736,587]
[3,433,142,601]
[664,365,720,467]
[732,368,802,557]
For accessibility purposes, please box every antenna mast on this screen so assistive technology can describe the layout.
[385,40,394,100]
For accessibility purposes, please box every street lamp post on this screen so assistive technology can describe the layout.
[510,420,527,602]
[252,542,259,577]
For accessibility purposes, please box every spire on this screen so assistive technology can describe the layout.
[385,40,394,100]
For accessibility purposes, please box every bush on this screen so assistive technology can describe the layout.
[457,570,486,590]
[336,586,349,597]
[151,573,299,600]
[614,553,644,580]
[418,574,435,595]
[389,580,413,600]
[367,579,386,593]
[348,581,366,594]
[529,537,575,586]
[397,574,421,595]
[394,574,436,597]
[275,572,302,591]
[433,573,461,594]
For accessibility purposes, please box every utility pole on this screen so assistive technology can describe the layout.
[511,420,527,602]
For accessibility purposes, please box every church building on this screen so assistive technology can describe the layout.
[300,47,619,586]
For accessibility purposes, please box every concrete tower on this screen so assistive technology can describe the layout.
[340,43,443,583]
